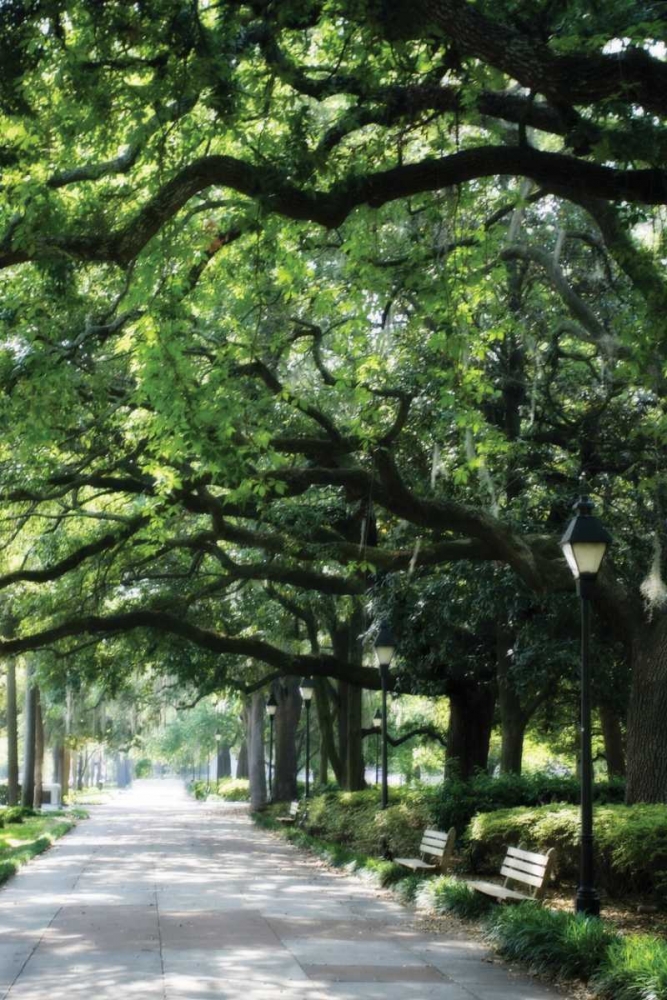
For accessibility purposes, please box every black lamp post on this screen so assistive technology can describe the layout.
[266,693,277,802]
[560,494,612,917]
[372,709,382,785]
[373,623,395,809]
[300,678,315,798]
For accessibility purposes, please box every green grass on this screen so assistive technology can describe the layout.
[65,786,113,805]
[0,814,77,885]
[593,934,667,1000]
[419,875,495,919]
[488,903,619,980]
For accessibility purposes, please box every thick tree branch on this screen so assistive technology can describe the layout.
[0,610,381,687]
[3,147,666,269]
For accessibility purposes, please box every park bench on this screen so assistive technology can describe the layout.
[394,827,456,874]
[276,800,300,825]
[466,845,555,903]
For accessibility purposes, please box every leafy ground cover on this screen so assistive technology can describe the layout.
[0,811,81,885]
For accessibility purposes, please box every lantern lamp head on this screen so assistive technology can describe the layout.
[560,495,612,581]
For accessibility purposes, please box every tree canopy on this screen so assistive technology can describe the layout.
[1,0,667,799]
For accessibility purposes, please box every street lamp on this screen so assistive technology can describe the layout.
[372,709,382,785]
[373,622,395,809]
[299,678,315,799]
[560,494,612,917]
[266,693,277,801]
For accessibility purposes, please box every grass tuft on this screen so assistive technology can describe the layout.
[488,903,618,980]
[593,934,667,1000]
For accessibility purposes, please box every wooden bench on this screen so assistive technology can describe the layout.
[276,800,300,825]
[394,827,456,874]
[467,846,555,903]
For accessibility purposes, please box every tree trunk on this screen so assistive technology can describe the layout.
[336,678,365,789]
[273,679,300,802]
[598,701,625,778]
[21,671,37,809]
[446,686,495,780]
[314,677,341,784]
[236,741,248,778]
[77,752,85,790]
[216,745,231,778]
[496,626,528,775]
[625,615,667,801]
[62,746,70,800]
[6,658,18,806]
[33,689,43,810]
[248,690,267,810]
[344,683,365,790]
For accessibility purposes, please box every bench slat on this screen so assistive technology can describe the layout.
[420,842,445,857]
[394,858,437,871]
[396,827,455,874]
[502,855,550,879]
[423,830,449,843]
[467,880,532,902]
[501,864,544,890]
[506,846,551,866]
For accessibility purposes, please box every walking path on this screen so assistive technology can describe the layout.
[0,780,569,999]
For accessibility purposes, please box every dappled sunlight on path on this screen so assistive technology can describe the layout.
[0,780,570,999]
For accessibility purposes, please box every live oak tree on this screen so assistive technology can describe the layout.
[1,0,667,800]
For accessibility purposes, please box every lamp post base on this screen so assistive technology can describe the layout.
[575,887,600,917]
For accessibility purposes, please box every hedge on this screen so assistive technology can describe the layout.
[292,788,435,857]
[468,803,667,901]
[433,772,625,836]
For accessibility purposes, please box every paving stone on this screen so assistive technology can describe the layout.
[301,963,447,982]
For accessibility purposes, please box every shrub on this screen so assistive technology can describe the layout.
[593,934,667,1000]
[211,778,249,801]
[468,803,667,901]
[489,903,618,981]
[134,758,153,778]
[4,806,32,824]
[433,772,625,838]
[298,787,437,857]
[189,778,249,801]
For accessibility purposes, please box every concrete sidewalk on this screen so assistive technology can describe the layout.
[0,780,570,999]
